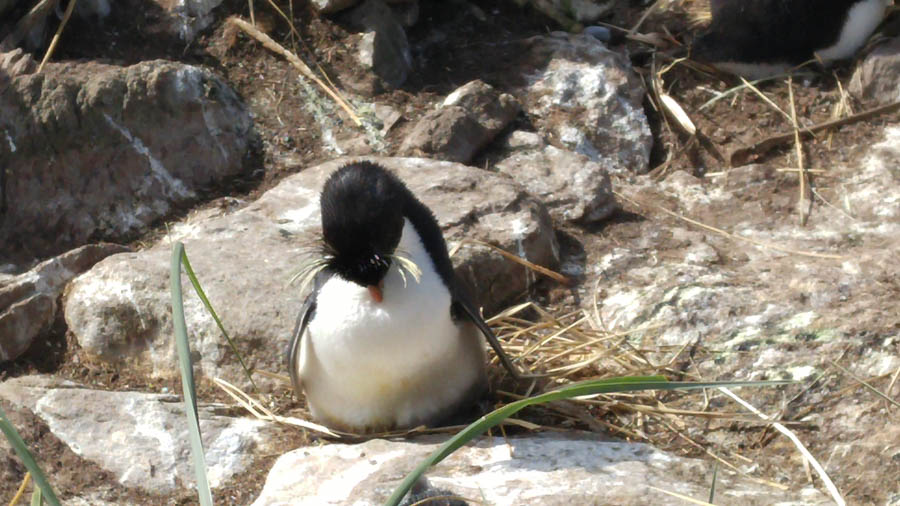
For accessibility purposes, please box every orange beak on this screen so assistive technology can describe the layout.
[367,280,384,303]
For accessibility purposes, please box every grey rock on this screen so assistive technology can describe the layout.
[311,0,359,14]
[0,59,253,259]
[591,125,900,370]
[542,0,614,23]
[850,36,900,105]
[0,49,36,94]
[347,0,411,91]
[0,375,277,494]
[401,80,520,163]
[514,32,651,174]
[583,25,612,43]
[496,133,615,223]
[64,157,558,386]
[0,294,53,362]
[251,433,827,505]
[0,243,128,362]
[562,125,900,504]
[147,0,225,43]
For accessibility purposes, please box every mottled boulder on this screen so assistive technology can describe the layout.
[64,157,557,386]
[0,49,35,94]
[0,243,128,362]
[0,375,277,494]
[512,32,651,174]
[850,36,900,105]
[401,80,519,163]
[496,130,615,223]
[251,433,828,505]
[0,59,253,259]
[577,127,900,503]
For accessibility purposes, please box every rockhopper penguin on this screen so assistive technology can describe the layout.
[692,0,892,78]
[285,161,524,433]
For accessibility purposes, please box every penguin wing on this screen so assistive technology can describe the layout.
[451,279,546,380]
[285,270,332,398]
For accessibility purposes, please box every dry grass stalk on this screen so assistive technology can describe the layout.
[9,471,31,506]
[648,486,715,506]
[740,77,796,127]
[227,16,362,127]
[787,76,811,225]
[829,360,900,409]
[213,377,341,437]
[730,98,900,166]
[630,0,664,34]
[827,73,852,148]
[449,239,573,286]
[718,387,846,505]
[37,0,76,73]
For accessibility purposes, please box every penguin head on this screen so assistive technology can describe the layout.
[320,162,407,295]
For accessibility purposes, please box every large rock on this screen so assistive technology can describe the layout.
[401,80,519,163]
[575,126,900,504]
[598,127,900,351]
[0,49,35,94]
[496,130,615,223]
[850,36,900,106]
[512,32,651,174]
[144,0,224,42]
[251,433,827,505]
[0,375,277,494]
[0,243,128,362]
[0,59,253,260]
[63,157,558,386]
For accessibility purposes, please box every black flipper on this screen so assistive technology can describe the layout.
[285,296,315,399]
[451,279,548,380]
[285,270,332,399]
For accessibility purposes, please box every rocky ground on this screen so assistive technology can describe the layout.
[1,0,899,504]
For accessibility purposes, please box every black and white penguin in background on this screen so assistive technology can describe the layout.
[285,161,526,433]
[692,0,893,78]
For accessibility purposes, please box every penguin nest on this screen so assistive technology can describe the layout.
[483,300,722,438]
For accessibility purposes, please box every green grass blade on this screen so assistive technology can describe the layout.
[30,486,42,506]
[385,376,793,506]
[0,407,60,506]
[171,242,214,506]
[180,248,259,393]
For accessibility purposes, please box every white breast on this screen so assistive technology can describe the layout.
[816,0,889,62]
[297,218,486,431]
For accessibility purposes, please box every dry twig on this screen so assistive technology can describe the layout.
[227,16,362,126]
[787,77,811,225]
[731,99,900,166]
[37,0,76,73]
[719,387,845,505]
